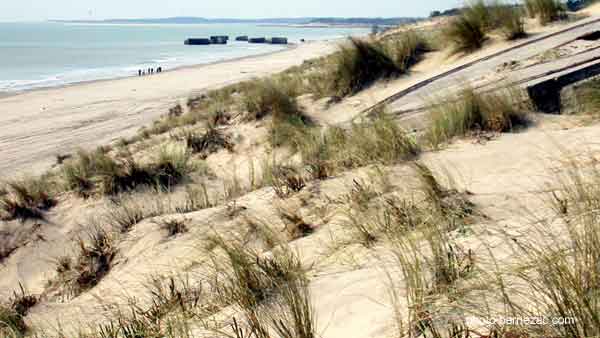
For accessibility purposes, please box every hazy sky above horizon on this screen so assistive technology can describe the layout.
[1,0,464,22]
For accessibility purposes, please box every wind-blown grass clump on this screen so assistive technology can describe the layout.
[0,177,56,221]
[240,78,313,149]
[327,38,401,98]
[444,1,526,53]
[62,144,194,197]
[381,31,430,72]
[174,127,234,159]
[525,0,565,25]
[0,285,37,337]
[243,78,301,120]
[297,111,419,178]
[572,77,600,118]
[208,235,316,338]
[496,5,526,40]
[426,86,530,147]
[209,235,305,310]
[51,227,117,297]
[496,158,600,337]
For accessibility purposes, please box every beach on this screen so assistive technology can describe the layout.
[0,39,338,177]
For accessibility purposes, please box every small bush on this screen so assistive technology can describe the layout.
[0,177,56,221]
[525,0,565,25]
[426,86,530,147]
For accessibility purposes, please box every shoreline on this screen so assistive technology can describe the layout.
[0,38,341,177]
[0,41,303,99]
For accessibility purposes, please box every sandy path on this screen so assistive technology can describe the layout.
[0,40,338,177]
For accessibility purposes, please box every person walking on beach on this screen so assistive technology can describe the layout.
[138,69,142,76]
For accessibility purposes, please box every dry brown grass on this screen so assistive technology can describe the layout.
[62,143,196,197]
[0,177,56,221]
[50,227,117,297]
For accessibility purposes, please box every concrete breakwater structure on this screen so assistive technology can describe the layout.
[184,38,211,45]
[268,37,288,44]
[210,35,229,44]
[248,37,267,44]
[185,36,287,45]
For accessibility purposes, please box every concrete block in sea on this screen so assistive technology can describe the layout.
[249,37,267,43]
[269,37,288,44]
[210,36,229,44]
[236,36,249,41]
[184,38,211,45]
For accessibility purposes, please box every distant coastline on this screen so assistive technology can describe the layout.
[50,16,423,27]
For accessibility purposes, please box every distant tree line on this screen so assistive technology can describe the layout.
[308,17,422,26]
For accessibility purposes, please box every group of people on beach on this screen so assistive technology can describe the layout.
[138,67,162,76]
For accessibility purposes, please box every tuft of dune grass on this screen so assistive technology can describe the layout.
[0,285,37,337]
[327,38,401,98]
[444,1,527,54]
[525,0,565,25]
[62,143,195,197]
[51,227,117,297]
[425,86,530,148]
[491,156,600,337]
[295,110,419,179]
[0,177,56,221]
[243,78,301,121]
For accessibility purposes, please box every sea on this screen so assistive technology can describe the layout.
[0,22,369,92]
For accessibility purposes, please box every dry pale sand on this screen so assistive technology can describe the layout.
[0,40,339,178]
[4,13,600,338]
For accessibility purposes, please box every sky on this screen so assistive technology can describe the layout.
[1,0,464,21]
